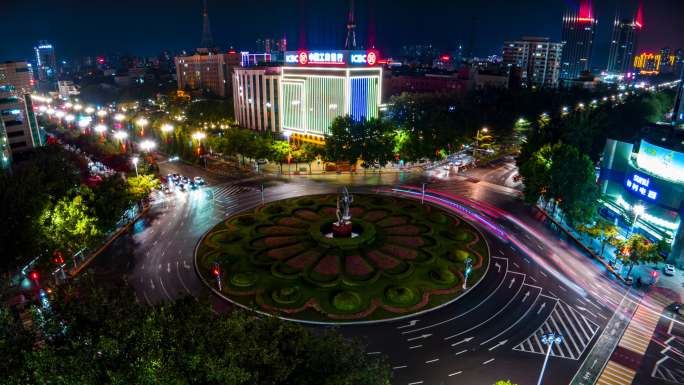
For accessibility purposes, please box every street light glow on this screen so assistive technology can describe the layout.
[73,104,83,111]
[114,113,126,122]
[114,131,128,140]
[85,106,95,114]
[136,117,149,127]
[139,139,156,152]
[161,124,174,133]
[633,204,645,216]
[94,124,107,133]
[96,110,107,117]
[192,132,206,140]
[65,114,76,122]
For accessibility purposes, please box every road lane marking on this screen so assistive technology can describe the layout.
[407,333,431,342]
[142,291,152,305]
[403,267,515,335]
[366,351,381,355]
[448,371,462,377]
[176,261,191,295]
[408,381,423,385]
[409,345,422,349]
[159,277,173,301]
[149,279,155,289]
[482,359,495,365]
[425,358,439,364]
[454,349,467,356]
[451,337,473,347]
[392,365,407,370]
[397,320,420,329]
[513,262,520,268]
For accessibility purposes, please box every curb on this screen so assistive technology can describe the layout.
[534,205,626,284]
[69,205,150,277]
[193,190,493,326]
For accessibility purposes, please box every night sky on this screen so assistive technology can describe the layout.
[2,0,682,67]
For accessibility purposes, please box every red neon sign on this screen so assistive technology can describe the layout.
[367,51,377,66]
[298,51,308,65]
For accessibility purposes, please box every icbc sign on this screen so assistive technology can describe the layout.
[298,51,308,65]
[350,51,379,66]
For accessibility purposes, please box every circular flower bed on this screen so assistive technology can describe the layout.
[196,194,489,322]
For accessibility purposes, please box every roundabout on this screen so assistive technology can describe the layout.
[195,192,489,323]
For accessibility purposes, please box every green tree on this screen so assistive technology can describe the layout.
[126,174,159,202]
[269,140,292,173]
[40,188,102,256]
[617,234,662,278]
[493,381,517,385]
[298,143,324,174]
[549,143,599,225]
[518,144,553,204]
[92,176,134,231]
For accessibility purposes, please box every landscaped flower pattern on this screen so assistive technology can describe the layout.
[197,194,489,322]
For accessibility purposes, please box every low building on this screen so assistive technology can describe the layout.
[383,73,471,98]
[0,61,42,163]
[174,51,241,98]
[57,80,79,98]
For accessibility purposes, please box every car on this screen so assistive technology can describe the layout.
[665,264,676,276]
[189,181,199,190]
[181,176,190,184]
[193,176,205,185]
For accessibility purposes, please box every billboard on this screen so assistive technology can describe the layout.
[636,139,684,183]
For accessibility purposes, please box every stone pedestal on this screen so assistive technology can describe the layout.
[332,220,353,238]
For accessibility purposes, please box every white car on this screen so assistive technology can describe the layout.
[665,264,676,276]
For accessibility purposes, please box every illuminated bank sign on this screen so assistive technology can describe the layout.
[625,173,658,200]
[285,50,379,66]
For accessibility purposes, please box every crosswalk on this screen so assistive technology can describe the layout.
[513,300,599,360]
[653,358,684,384]
[596,360,637,385]
[617,302,661,355]
[211,184,256,202]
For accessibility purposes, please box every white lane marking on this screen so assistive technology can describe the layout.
[508,277,516,288]
[454,349,467,356]
[537,302,547,315]
[408,381,423,385]
[558,285,567,292]
[528,276,537,282]
[176,261,191,295]
[481,293,542,345]
[397,320,419,329]
[149,279,156,289]
[142,291,152,305]
[403,268,516,335]
[409,344,422,349]
[482,358,495,365]
[451,337,473,347]
[488,340,508,351]
[448,371,462,377]
[392,365,407,370]
[444,279,527,340]
[539,271,548,277]
[167,263,171,273]
[425,358,439,364]
[513,262,520,268]
[158,277,173,301]
[366,351,381,355]
[407,333,432,342]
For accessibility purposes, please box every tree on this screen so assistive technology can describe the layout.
[493,381,517,385]
[92,176,134,231]
[269,140,292,174]
[298,143,324,174]
[617,234,662,278]
[518,144,553,204]
[126,174,159,202]
[40,188,102,256]
[4,276,391,385]
[548,143,599,225]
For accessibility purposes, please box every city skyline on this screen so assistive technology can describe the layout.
[2,0,682,67]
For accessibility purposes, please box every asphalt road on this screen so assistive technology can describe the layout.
[90,157,656,385]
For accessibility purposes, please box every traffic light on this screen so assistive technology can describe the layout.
[211,262,221,278]
[29,271,39,281]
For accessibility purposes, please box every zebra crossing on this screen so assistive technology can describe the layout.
[596,360,637,385]
[210,184,257,203]
[513,300,599,360]
[653,357,684,385]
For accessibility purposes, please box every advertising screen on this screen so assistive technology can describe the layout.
[636,139,684,183]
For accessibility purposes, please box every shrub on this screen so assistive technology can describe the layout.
[332,291,362,311]
[385,286,417,305]
[230,272,257,287]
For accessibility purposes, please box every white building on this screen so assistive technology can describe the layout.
[233,66,281,133]
[503,37,564,88]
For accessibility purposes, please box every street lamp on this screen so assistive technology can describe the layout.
[96,109,107,118]
[139,139,156,153]
[65,114,76,123]
[114,131,128,152]
[114,113,126,122]
[283,131,293,174]
[462,257,473,289]
[131,156,139,177]
[537,332,563,385]
[161,124,174,133]
[631,204,645,235]
[475,127,488,152]
[84,106,95,114]
[136,117,149,136]
[94,124,107,136]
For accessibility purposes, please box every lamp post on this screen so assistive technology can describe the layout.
[132,156,139,177]
[192,132,207,167]
[631,204,645,236]
[475,127,488,153]
[283,130,292,174]
[136,117,149,136]
[161,123,174,145]
[462,257,473,289]
[114,131,128,153]
[140,139,156,154]
[536,332,563,385]
[421,182,427,205]
[94,124,107,141]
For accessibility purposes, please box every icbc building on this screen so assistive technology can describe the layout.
[233,50,382,144]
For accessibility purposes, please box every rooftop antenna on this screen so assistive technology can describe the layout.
[345,0,357,49]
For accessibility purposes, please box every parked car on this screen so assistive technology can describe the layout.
[665,264,676,276]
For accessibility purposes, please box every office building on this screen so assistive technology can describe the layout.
[174,52,241,98]
[34,40,57,81]
[560,0,597,79]
[233,66,281,133]
[0,61,43,157]
[57,80,80,98]
[503,37,563,88]
[232,50,383,143]
[659,47,676,74]
[606,15,641,74]
[255,37,287,61]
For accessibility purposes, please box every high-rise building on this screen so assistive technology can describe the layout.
[255,37,287,61]
[560,0,597,79]
[672,65,684,126]
[503,37,564,88]
[34,40,56,81]
[659,47,675,74]
[675,49,684,75]
[0,61,43,158]
[633,52,675,76]
[174,52,241,98]
[606,10,641,74]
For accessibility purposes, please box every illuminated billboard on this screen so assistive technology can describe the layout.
[284,50,379,66]
[636,139,684,183]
